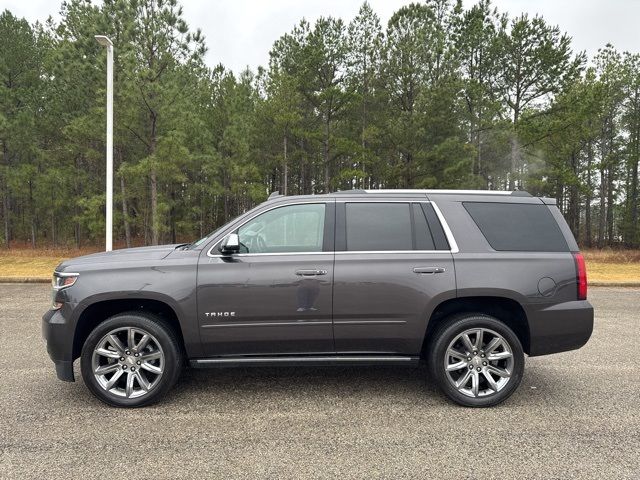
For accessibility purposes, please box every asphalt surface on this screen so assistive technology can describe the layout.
[0,285,638,479]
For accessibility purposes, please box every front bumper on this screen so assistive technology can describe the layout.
[42,308,75,382]
[527,300,594,356]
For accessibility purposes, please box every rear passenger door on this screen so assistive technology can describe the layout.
[332,200,456,355]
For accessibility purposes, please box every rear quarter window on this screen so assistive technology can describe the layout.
[463,202,569,252]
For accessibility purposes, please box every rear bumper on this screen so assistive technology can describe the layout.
[42,308,75,382]
[527,300,594,356]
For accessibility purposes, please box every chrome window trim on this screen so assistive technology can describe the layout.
[209,251,332,258]
[335,250,447,255]
[430,201,460,253]
[206,199,459,257]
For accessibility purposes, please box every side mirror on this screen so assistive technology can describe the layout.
[219,233,240,255]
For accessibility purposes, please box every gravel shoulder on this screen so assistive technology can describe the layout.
[0,285,638,479]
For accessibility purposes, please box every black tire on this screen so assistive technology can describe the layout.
[80,312,183,407]
[427,313,524,407]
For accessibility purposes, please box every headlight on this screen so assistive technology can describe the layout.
[52,272,79,289]
[51,272,79,309]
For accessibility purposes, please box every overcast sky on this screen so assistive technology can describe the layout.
[3,0,639,72]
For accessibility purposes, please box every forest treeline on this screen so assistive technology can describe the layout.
[0,0,639,248]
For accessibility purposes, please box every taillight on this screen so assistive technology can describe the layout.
[573,252,587,300]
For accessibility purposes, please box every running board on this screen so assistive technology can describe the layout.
[190,355,420,368]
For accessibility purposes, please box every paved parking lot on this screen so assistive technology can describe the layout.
[0,284,638,479]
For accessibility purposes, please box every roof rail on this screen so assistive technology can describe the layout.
[361,189,530,196]
[268,191,283,200]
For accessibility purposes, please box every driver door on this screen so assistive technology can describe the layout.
[197,201,335,356]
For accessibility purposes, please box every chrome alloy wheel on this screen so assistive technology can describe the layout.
[91,327,165,399]
[444,328,514,398]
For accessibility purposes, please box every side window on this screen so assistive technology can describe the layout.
[463,202,569,252]
[420,203,450,250]
[346,203,412,251]
[238,203,325,254]
[412,204,436,250]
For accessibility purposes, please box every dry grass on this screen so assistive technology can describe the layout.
[581,249,640,283]
[0,246,639,283]
[0,247,101,279]
[582,248,640,264]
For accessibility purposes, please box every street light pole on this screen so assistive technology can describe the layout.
[95,35,113,252]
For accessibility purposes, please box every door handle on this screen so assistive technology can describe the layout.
[295,269,327,276]
[413,266,446,274]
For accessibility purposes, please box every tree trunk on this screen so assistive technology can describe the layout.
[170,188,177,244]
[120,175,131,248]
[630,155,639,247]
[300,138,308,195]
[626,117,639,247]
[29,179,35,248]
[405,152,413,188]
[150,167,158,245]
[606,164,615,245]
[2,190,9,248]
[323,117,330,193]
[509,107,520,190]
[51,209,56,248]
[509,135,519,190]
[283,133,288,195]
[361,89,367,189]
[567,152,579,238]
[223,172,230,222]
[148,106,159,245]
[585,139,593,248]
[598,168,606,248]
[2,141,10,248]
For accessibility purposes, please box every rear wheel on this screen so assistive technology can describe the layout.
[80,312,183,407]
[428,314,524,407]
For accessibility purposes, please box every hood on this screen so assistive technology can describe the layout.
[56,244,182,270]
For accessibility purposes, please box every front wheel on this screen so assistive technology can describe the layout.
[80,312,183,407]
[428,314,524,407]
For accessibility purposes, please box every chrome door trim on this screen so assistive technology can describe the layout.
[191,355,420,368]
[202,321,332,329]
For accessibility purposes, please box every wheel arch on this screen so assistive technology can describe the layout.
[422,296,530,355]
[72,297,186,360]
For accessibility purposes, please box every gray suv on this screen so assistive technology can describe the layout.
[42,189,593,407]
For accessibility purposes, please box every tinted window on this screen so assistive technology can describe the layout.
[463,202,569,252]
[412,204,436,250]
[421,203,450,250]
[238,203,325,253]
[346,203,412,251]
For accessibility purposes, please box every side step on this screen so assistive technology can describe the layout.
[190,355,420,368]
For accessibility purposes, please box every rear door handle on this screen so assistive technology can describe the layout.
[295,269,327,276]
[413,266,446,274]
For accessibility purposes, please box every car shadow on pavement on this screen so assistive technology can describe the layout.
[166,364,444,405]
[37,361,571,411]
